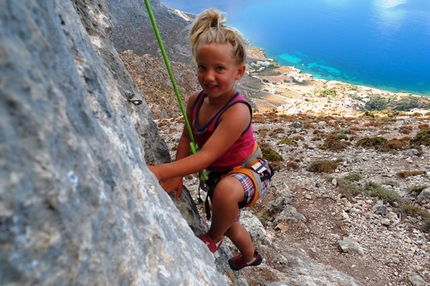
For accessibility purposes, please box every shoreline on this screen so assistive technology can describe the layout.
[244,46,430,116]
[247,46,430,99]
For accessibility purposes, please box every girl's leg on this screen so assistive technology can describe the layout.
[225,221,255,262]
[207,176,244,243]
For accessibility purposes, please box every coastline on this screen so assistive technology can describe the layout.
[244,46,430,116]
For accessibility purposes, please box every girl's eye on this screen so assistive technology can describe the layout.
[216,66,225,71]
[198,65,205,71]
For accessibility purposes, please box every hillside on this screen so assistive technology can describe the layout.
[120,39,430,286]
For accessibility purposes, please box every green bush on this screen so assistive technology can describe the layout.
[400,204,430,219]
[410,129,430,146]
[356,136,387,149]
[343,173,363,182]
[361,182,401,204]
[408,185,429,196]
[262,147,283,162]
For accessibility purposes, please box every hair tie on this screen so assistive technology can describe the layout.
[211,23,223,28]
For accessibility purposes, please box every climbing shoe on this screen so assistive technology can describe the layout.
[199,233,222,253]
[228,249,262,270]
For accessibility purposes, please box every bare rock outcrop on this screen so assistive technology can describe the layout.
[0,0,226,285]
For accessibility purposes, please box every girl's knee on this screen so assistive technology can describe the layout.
[213,176,244,202]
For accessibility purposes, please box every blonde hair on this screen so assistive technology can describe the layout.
[189,8,248,66]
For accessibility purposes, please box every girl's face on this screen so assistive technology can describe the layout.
[196,42,245,100]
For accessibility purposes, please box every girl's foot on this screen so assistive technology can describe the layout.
[199,233,222,253]
[228,249,262,270]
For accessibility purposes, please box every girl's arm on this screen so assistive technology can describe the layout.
[149,99,250,181]
[148,92,197,199]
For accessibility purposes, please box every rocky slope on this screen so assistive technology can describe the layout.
[113,2,430,283]
[155,110,430,286]
[121,48,430,285]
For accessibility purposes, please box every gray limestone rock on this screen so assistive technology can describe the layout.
[0,0,226,285]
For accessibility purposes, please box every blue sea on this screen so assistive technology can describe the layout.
[160,0,430,96]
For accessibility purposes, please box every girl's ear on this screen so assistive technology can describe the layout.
[235,64,246,80]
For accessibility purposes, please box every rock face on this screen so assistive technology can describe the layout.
[0,0,226,285]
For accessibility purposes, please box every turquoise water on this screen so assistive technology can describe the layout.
[160,0,430,96]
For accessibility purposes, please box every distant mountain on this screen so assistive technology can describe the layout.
[107,0,194,64]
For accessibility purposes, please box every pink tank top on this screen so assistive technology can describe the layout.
[191,91,256,172]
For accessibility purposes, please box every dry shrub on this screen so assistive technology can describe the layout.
[307,159,340,173]
[306,123,317,129]
[418,123,430,130]
[286,161,299,170]
[253,114,266,123]
[408,185,429,196]
[320,133,350,152]
[383,138,409,151]
[350,126,361,131]
[327,121,338,128]
[397,170,426,178]
[356,136,387,149]
[363,120,381,127]
[292,135,305,141]
[269,127,285,136]
[399,125,413,134]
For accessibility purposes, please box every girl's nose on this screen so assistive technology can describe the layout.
[205,70,215,81]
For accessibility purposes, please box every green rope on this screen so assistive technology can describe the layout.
[143,0,207,180]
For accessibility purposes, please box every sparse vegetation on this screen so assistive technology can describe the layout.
[396,170,426,178]
[361,181,402,204]
[356,136,387,149]
[262,147,283,162]
[337,173,363,196]
[307,159,340,173]
[318,133,351,152]
[364,94,430,112]
[317,88,337,97]
[286,161,299,170]
[336,174,402,204]
[400,204,430,232]
[408,185,428,196]
[410,128,430,146]
[276,138,298,147]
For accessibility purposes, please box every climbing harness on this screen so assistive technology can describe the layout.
[202,142,274,220]
[143,0,207,182]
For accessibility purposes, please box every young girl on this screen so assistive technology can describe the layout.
[148,8,272,270]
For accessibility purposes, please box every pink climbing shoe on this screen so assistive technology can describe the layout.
[228,249,263,270]
[199,233,222,253]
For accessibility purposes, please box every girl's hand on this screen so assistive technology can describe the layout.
[148,165,183,200]
[160,177,183,201]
